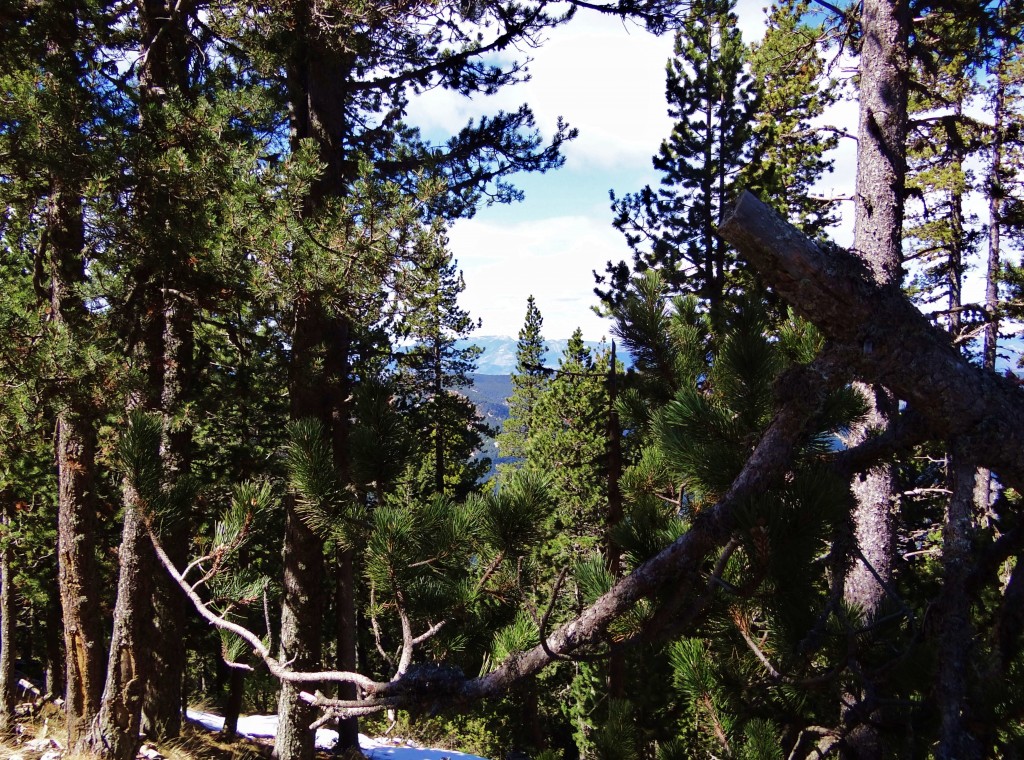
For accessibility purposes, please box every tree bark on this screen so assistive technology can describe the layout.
[135,0,194,739]
[274,506,324,760]
[718,192,1024,493]
[48,180,107,753]
[976,41,1008,512]
[276,301,328,760]
[935,446,982,760]
[44,594,65,700]
[82,295,162,758]
[335,546,360,751]
[0,495,15,737]
[221,667,245,741]
[275,4,361,753]
[83,504,153,760]
[142,289,194,740]
[843,0,910,747]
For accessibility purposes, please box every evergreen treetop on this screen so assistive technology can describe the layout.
[497,296,549,467]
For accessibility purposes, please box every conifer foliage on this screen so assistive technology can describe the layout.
[3,0,1024,758]
[497,296,550,467]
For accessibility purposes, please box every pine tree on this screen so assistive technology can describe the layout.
[616,297,863,757]
[600,0,837,325]
[904,11,985,339]
[747,0,839,238]
[603,0,758,317]
[497,296,549,468]
[985,0,1024,378]
[396,228,491,498]
[527,330,610,565]
[0,0,116,747]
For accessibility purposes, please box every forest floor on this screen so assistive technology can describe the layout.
[3,701,489,760]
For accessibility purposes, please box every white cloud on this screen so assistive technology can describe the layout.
[405,12,676,172]
[432,3,866,340]
[451,215,622,342]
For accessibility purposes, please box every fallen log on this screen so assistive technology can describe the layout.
[719,190,1024,493]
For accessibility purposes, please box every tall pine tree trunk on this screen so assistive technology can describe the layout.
[44,594,65,700]
[143,288,194,739]
[935,447,982,759]
[0,494,14,737]
[83,257,164,758]
[275,505,323,760]
[335,546,360,750]
[843,0,909,753]
[977,43,1007,511]
[136,0,194,739]
[275,5,361,753]
[49,180,106,754]
[329,321,360,752]
[276,301,328,760]
[931,155,982,757]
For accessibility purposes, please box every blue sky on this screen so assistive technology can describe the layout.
[407,1,860,341]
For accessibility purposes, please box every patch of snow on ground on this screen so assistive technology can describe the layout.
[185,710,488,760]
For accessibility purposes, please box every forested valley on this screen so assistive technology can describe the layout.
[2,0,1024,758]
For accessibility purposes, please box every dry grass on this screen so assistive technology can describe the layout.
[154,725,272,760]
[0,705,276,760]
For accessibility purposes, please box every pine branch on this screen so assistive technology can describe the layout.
[149,367,828,719]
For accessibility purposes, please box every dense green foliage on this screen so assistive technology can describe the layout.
[2,0,1024,759]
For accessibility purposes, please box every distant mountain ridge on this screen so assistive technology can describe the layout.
[457,335,626,375]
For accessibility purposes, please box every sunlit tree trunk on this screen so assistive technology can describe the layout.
[843,0,909,754]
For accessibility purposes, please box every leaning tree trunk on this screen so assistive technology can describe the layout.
[83,501,154,760]
[842,0,909,753]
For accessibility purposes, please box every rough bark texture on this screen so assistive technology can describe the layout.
[136,0,193,739]
[843,384,897,618]
[274,506,324,760]
[84,505,153,760]
[851,0,909,287]
[0,496,14,736]
[57,406,106,750]
[841,2,910,740]
[845,0,908,681]
[49,181,106,753]
[276,300,328,760]
[335,546,360,749]
[935,448,982,760]
[142,289,194,739]
[718,192,1024,493]
[274,3,361,753]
